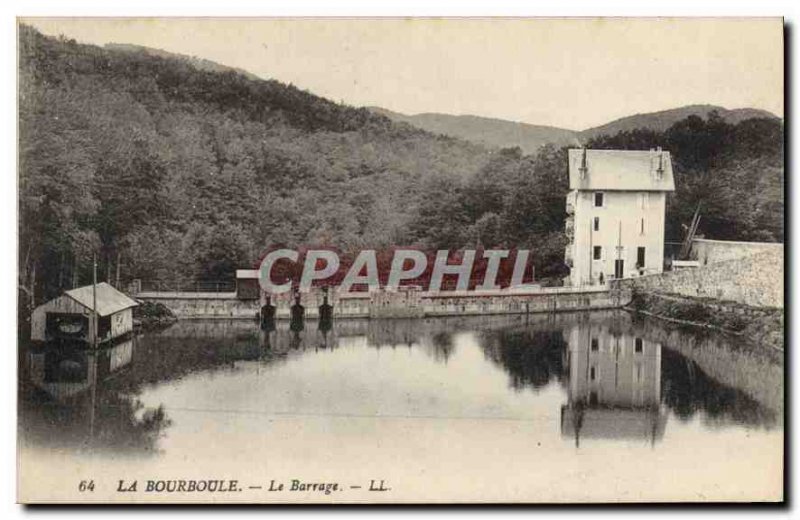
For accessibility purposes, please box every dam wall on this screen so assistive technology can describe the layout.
[136,286,629,320]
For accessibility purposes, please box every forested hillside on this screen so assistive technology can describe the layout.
[586,113,784,243]
[18,26,784,306]
[580,104,779,141]
[18,26,558,302]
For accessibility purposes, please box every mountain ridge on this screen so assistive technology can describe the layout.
[102,42,780,155]
[369,104,780,154]
[580,104,780,140]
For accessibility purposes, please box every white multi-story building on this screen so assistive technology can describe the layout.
[564,148,675,286]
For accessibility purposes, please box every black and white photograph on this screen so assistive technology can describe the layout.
[14,16,784,504]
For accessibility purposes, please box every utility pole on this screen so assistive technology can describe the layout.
[616,220,623,279]
[89,352,97,443]
[92,253,98,350]
[588,217,593,286]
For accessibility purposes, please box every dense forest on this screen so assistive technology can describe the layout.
[585,114,784,244]
[18,26,784,306]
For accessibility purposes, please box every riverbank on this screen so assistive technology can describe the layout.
[626,290,784,354]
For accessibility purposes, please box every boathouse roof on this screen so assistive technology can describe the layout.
[64,282,139,316]
[568,148,676,192]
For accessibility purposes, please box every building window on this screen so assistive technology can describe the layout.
[594,192,604,207]
[590,366,596,381]
[640,218,645,235]
[591,337,599,351]
[635,338,643,353]
[593,246,602,260]
[593,217,600,231]
[637,247,646,268]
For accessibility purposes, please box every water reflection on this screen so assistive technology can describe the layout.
[481,328,567,390]
[27,340,133,402]
[19,311,780,458]
[559,318,667,446]
[20,341,170,454]
[660,347,778,427]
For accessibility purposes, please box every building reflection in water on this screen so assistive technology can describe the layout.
[560,319,667,446]
[259,318,443,356]
[259,315,339,354]
[22,340,171,453]
[27,340,133,403]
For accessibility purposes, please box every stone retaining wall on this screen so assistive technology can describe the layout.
[618,248,783,308]
[692,238,783,265]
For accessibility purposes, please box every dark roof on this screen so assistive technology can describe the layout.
[568,149,676,191]
[65,282,139,316]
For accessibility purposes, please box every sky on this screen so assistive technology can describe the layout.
[22,17,784,130]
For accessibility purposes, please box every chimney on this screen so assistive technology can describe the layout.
[579,148,588,179]
[656,147,664,180]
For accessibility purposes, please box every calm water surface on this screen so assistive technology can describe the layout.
[19,311,783,502]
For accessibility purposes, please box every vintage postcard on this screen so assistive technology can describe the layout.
[16,17,784,503]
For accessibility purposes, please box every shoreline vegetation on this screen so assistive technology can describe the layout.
[133,301,178,331]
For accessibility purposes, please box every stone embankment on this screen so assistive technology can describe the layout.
[612,243,783,354]
[622,248,783,308]
[627,290,784,353]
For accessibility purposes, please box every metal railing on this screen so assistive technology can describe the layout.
[128,279,236,295]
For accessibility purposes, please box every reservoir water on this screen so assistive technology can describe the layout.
[18,311,783,503]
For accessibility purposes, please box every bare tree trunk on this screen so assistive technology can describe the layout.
[21,244,31,286]
[115,251,121,288]
[106,255,112,284]
[72,255,78,289]
[29,263,36,310]
[58,250,65,290]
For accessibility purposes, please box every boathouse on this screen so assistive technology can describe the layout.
[30,282,139,346]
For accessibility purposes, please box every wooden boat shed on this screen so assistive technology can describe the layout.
[31,282,139,346]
